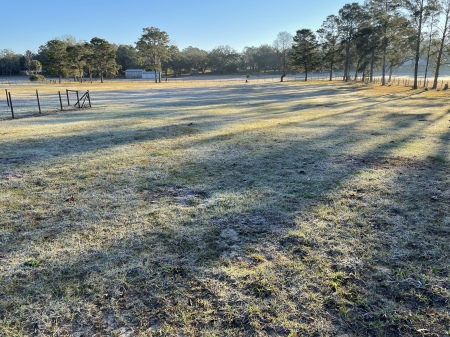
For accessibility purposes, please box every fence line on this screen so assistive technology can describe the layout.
[1,75,449,88]
[120,75,450,88]
[1,75,446,120]
[1,89,91,120]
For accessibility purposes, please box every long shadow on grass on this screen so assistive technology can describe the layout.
[0,84,374,167]
[7,84,357,125]
[1,85,449,336]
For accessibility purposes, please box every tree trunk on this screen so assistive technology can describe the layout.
[281,54,287,82]
[370,49,375,82]
[424,53,431,87]
[413,0,424,90]
[329,50,334,81]
[354,60,360,81]
[424,18,435,87]
[344,40,351,82]
[433,8,449,89]
[381,22,388,86]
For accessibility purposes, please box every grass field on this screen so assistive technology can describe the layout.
[0,81,449,336]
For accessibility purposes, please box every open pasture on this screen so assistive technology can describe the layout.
[1,81,449,336]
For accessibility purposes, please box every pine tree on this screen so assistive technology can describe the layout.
[136,27,171,83]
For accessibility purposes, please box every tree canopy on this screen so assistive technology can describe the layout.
[291,29,320,81]
[90,37,120,83]
[39,40,69,83]
[136,27,171,82]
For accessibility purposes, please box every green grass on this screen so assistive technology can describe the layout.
[0,81,449,336]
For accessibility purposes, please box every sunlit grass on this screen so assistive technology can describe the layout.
[1,81,449,336]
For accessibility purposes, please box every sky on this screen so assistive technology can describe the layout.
[1,0,360,55]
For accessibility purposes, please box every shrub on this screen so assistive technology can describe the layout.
[29,74,46,82]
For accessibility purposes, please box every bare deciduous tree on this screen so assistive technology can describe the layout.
[273,31,293,82]
[432,0,450,89]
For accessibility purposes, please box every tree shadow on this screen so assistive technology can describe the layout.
[1,83,449,336]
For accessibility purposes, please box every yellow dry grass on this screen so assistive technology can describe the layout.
[0,80,449,336]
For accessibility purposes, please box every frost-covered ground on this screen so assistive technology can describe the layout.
[1,81,449,336]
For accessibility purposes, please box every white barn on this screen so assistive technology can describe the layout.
[125,69,161,80]
[125,69,143,79]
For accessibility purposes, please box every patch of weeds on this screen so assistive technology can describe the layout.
[248,253,266,264]
[22,258,41,268]
[426,154,447,163]
[245,305,262,319]
[160,264,188,278]
[246,276,277,299]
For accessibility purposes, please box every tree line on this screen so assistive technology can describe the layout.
[1,0,450,88]
[290,0,450,89]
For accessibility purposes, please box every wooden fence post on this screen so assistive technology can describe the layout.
[5,89,9,107]
[58,91,63,111]
[87,90,91,107]
[76,90,80,108]
[8,92,14,119]
[36,90,41,114]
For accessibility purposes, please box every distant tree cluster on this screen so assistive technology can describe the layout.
[290,0,449,89]
[35,36,119,83]
[3,0,450,88]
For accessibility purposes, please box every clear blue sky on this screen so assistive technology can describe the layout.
[1,0,359,55]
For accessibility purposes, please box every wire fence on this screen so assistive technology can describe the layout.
[113,74,450,88]
[285,75,449,89]
[0,78,93,86]
[0,74,447,120]
[2,74,449,87]
[1,89,91,120]
[370,76,449,89]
